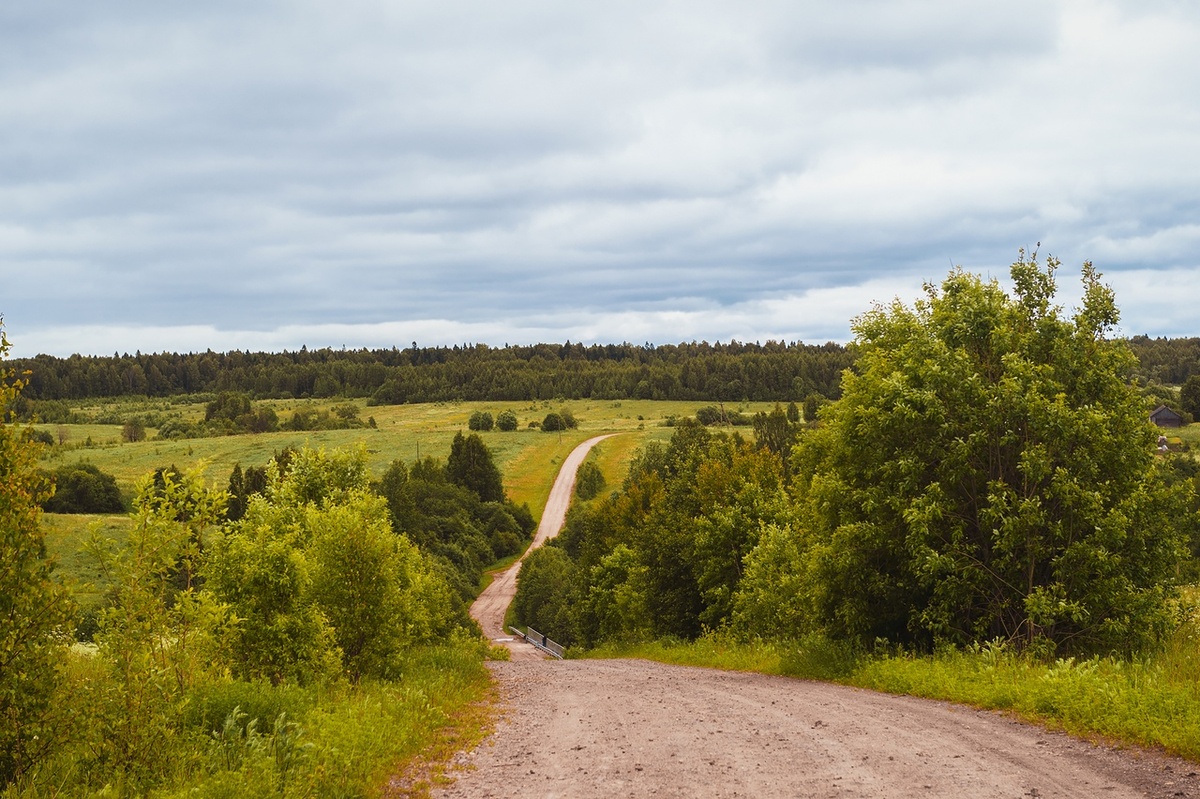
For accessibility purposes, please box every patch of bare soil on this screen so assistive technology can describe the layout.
[434,658,1198,799]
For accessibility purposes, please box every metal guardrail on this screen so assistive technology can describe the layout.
[509,625,565,659]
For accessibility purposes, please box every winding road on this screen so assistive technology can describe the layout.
[470,434,615,661]
[441,436,1198,798]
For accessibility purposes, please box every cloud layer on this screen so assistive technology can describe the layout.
[3,1,1199,357]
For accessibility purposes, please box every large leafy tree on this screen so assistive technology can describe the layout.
[795,255,1193,653]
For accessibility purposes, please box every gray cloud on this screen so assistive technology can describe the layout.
[3,1,1199,357]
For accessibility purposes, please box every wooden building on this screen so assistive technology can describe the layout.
[1150,404,1185,428]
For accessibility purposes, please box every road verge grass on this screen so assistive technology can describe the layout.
[7,638,495,799]
[586,625,1200,762]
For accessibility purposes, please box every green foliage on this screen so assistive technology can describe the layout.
[0,324,75,787]
[730,523,810,640]
[467,410,494,431]
[41,462,126,513]
[225,462,269,521]
[578,544,652,644]
[151,392,282,440]
[15,341,855,406]
[496,409,519,431]
[207,445,467,685]
[1128,335,1200,385]
[205,392,252,424]
[83,466,227,790]
[695,405,751,426]
[751,403,796,460]
[533,419,792,646]
[573,459,606,500]
[308,494,460,680]
[121,417,146,443]
[512,545,581,644]
[285,404,363,432]
[446,431,505,503]
[794,256,1194,654]
[802,392,827,423]
[541,411,566,431]
[379,456,534,601]
[14,637,492,798]
[205,495,343,686]
[1181,375,1200,419]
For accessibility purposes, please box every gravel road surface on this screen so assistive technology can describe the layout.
[435,658,1197,799]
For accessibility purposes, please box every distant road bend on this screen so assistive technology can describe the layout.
[469,434,615,661]
[445,436,1196,799]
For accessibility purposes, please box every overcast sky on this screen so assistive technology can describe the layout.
[3,1,1199,358]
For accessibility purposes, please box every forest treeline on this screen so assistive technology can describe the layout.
[7,341,850,403]
[6,335,1198,406]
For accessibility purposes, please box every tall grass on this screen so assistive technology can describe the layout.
[854,629,1200,760]
[4,639,494,799]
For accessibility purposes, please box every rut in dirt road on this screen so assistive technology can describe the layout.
[470,435,615,661]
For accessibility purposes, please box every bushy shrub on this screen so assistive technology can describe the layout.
[574,460,606,500]
[496,409,519,431]
[468,410,494,431]
[42,463,126,513]
[208,445,466,684]
[122,418,146,442]
[695,405,751,426]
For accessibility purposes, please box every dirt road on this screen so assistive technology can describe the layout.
[470,435,615,661]
[436,659,1196,798]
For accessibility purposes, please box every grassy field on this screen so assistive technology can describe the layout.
[35,399,768,513]
[39,513,127,612]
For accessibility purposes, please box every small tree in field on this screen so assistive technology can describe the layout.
[0,323,74,786]
[496,410,519,431]
[122,418,146,442]
[794,254,1194,654]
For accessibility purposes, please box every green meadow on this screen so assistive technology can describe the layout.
[35,398,764,512]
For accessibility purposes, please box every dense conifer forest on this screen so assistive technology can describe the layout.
[6,337,1197,408]
[7,341,853,403]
